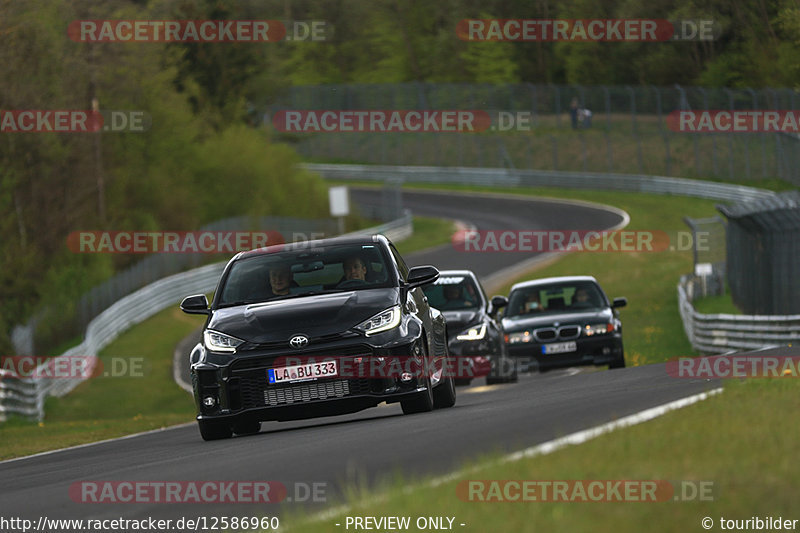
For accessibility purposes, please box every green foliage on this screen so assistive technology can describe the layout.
[0,0,330,354]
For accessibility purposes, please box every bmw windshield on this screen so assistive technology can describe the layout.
[505,281,606,318]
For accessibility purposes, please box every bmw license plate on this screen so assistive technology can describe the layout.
[542,341,577,355]
[267,361,338,384]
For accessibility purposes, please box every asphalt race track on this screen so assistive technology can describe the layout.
[0,189,718,525]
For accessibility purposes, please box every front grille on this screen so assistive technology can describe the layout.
[558,326,580,340]
[265,380,350,406]
[534,328,557,341]
[534,325,580,342]
[235,372,374,409]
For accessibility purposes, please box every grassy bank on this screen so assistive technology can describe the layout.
[285,378,800,533]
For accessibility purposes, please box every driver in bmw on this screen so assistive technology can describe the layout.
[342,255,367,281]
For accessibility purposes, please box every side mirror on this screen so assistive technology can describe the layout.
[406,265,440,288]
[489,295,508,315]
[181,294,210,315]
[612,297,627,309]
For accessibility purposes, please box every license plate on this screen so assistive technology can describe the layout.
[542,341,577,355]
[267,360,338,384]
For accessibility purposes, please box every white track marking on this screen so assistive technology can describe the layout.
[292,387,723,527]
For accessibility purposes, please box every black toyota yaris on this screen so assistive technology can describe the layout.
[180,234,455,441]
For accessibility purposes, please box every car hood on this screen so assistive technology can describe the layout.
[442,310,482,335]
[210,288,399,343]
[502,308,613,331]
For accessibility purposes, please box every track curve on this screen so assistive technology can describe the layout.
[0,189,717,526]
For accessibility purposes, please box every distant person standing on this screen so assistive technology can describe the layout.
[569,97,579,129]
[579,107,592,128]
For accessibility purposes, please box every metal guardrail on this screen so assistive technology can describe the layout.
[304,164,777,203]
[1,213,413,422]
[677,275,800,354]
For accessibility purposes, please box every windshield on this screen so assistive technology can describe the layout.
[217,243,394,307]
[505,281,606,318]
[422,274,482,311]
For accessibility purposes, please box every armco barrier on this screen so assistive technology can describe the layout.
[1,212,412,422]
[303,164,777,203]
[678,275,800,354]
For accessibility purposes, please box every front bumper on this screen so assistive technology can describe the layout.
[192,341,432,423]
[506,334,623,370]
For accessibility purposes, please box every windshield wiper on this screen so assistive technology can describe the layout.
[218,299,262,308]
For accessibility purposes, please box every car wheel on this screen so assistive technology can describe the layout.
[233,420,261,436]
[433,369,456,409]
[198,420,233,441]
[507,365,519,383]
[608,343,626,369]
[401,342,435,415]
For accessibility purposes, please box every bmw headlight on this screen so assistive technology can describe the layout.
[584,323,615,336]
[505,331,533,344]
[456,322,487,341]
[355,306,401,336]
[204,330,245,353]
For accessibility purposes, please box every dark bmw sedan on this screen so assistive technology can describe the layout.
[180,235,455,440]
[422,270,516,385]
[502,276,627,371]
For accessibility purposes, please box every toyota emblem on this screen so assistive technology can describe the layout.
[289,335,309,349]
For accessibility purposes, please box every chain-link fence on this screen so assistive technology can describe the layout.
[717,191,800,315]
[268,83,800,185]
[681,215,727,300]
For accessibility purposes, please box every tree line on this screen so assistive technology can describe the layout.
[1,0,797,353]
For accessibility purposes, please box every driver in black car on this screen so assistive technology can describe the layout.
[342,255,367,282]
[268,263,295,296]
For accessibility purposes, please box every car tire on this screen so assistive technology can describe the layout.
[198,420,233,441]
[433,370,456,409]
[233,420,261,436]
[401,342,435,415]
[608,343,626,369]
[507,366,519,383]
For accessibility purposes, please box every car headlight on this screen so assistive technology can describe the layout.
[355,306,401,336]
[203,330,245,353]
[584,323,615,336]
[456,322,487,341]
[505,331,533,344]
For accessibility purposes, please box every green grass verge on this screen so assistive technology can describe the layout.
[692,291,742,315]
[395,216,457,256]
[0,306,201,460]
[284,378,799,533]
